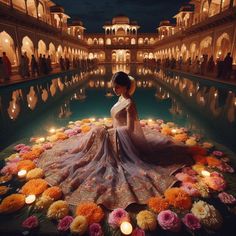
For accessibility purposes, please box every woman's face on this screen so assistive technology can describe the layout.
[112,82,126,96]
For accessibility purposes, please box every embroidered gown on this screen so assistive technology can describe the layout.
[38,97,192,209]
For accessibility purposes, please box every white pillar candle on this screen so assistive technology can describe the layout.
[201,170,211,177]
[25,195,36,204]
[18,170,27,178]
[120,222,133,235]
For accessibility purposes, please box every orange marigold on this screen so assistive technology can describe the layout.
[56,132,68,141]
[148,196,169,213]
[193,155,207,165]
[206,156,222,167]
[20,148,43,160]
[81,125,91,133]
[75,202,104,224]
[0,193,25,214]
[164,187,192,210]
[17,160,36,171]
[173,133,188,142]
[42,186,62,200]
[21,178,48,195]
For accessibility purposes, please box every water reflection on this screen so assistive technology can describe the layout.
[58,100,72,119]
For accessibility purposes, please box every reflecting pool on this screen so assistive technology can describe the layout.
[0,64,236,159]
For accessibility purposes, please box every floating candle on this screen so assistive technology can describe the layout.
[18,170,27,178]
[120,222,133,235]
[25,195,36,204]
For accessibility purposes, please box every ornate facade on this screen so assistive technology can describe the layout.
[0,0,236,67]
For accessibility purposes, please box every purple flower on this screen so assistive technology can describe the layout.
[182,213,201,231]
[131,228,145,236]
[108,208,130,228]
[218,192,236,205]
[212,151,224,157]
[89,223,103,236]
[22,216,39,229]
[57,216,74,232]
[157,210,181,232]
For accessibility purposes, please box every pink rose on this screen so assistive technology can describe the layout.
[22,216,39,229]
[175,172,197,183]
[182,213,201,231]
[157,210,181,232]
[14,144,26,151]
[1,162,18,175]
[210,171,223,178]
[108,208,130,228]
[89,223,103,236]
[57,216,73,232]
[181,182,200,197]
[218,192,236,205]
[218,163,234,173]
[19,146,31,153]
[203,176,226,191]
[131,228,145,236]
[212,151,223,157]
[42,142,53,150]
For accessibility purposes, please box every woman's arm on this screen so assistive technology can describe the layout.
[126,102,136,133]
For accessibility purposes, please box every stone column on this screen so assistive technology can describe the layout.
[230,0,234,8]
[231,22,236,64]
[220,0,223,12]
[10,0,13,8]
[211,30,217,60]
[24,0,28,14]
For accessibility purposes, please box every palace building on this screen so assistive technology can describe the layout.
[0,0,236,67]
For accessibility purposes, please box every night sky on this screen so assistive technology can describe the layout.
[53,0,188,33]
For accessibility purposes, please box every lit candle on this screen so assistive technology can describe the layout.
[201,170,211,177]
[120,222,133,235]
[49,128,56,134]
[25,195,36,204]
[37,137,45,143]
[18,170,27,178]
[171,129,177,134]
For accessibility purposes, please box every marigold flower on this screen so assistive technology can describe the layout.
[43,186,62,200]
[164,187,192,210]
[206,156,222,167]
[147,196,169,213]
[193,155,207,165]
[35,195,53,210]
[0,186,10,195]
[70,215,88,235]
[26,168,44,180]
[21,178,48,195]
[76,202,104,224]
[17,160,36,171]
[136,210,157,231]
[47,200,69,220]
[191,200,222,230]
[0,193,25,213]
[81,125,91,133]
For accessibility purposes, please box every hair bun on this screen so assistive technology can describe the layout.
[128,76,136,95]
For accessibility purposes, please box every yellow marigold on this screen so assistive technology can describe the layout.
[5,153,19,161]
[136,210,157,231]
[75,202,104,224]
[35,195,54,211]
[148,196,169,213]
[0,194,25,214]
[21,178,48,195]
[17,160,36,171]
[192,164,205,174]
[47,200,69,220]
[70,215,88,235]
[26,168,44,180]
[164,187,192,210]
[0,186,10,195]
[81,119,91,124]
[42,186,62,200]
[81,125,91,133]
[173,133,188,142]
[55,132,68,141]
[185,138,197,146]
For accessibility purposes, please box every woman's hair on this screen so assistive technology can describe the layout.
[112,71,131,90]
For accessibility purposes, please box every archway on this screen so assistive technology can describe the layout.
[0,31,17,66]
[26,0,37,17]
[209,0,221,16]
[215,33,231,59]
[180,44,188,60]
[12,0,25,13]
[57,45,63,62]
[87,38,93,45]
[38,40,47,56]
[106,38,111,45]
[49,42,56,63]
[22,36,34,60]
[131,38,136,45]
[38,2,45,21]
[98,38,104,45]
[190,42,198,59]
[138,38,143,45]
[200,36,212,56]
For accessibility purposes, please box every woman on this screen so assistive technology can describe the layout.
[38,71,193,209]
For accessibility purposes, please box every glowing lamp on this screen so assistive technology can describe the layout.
[201,170,211,177]
[25,195,36,204]
[120,222,133,235]
[171,129,177,134]
[49,128,56,134]
[18,170,27,178]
